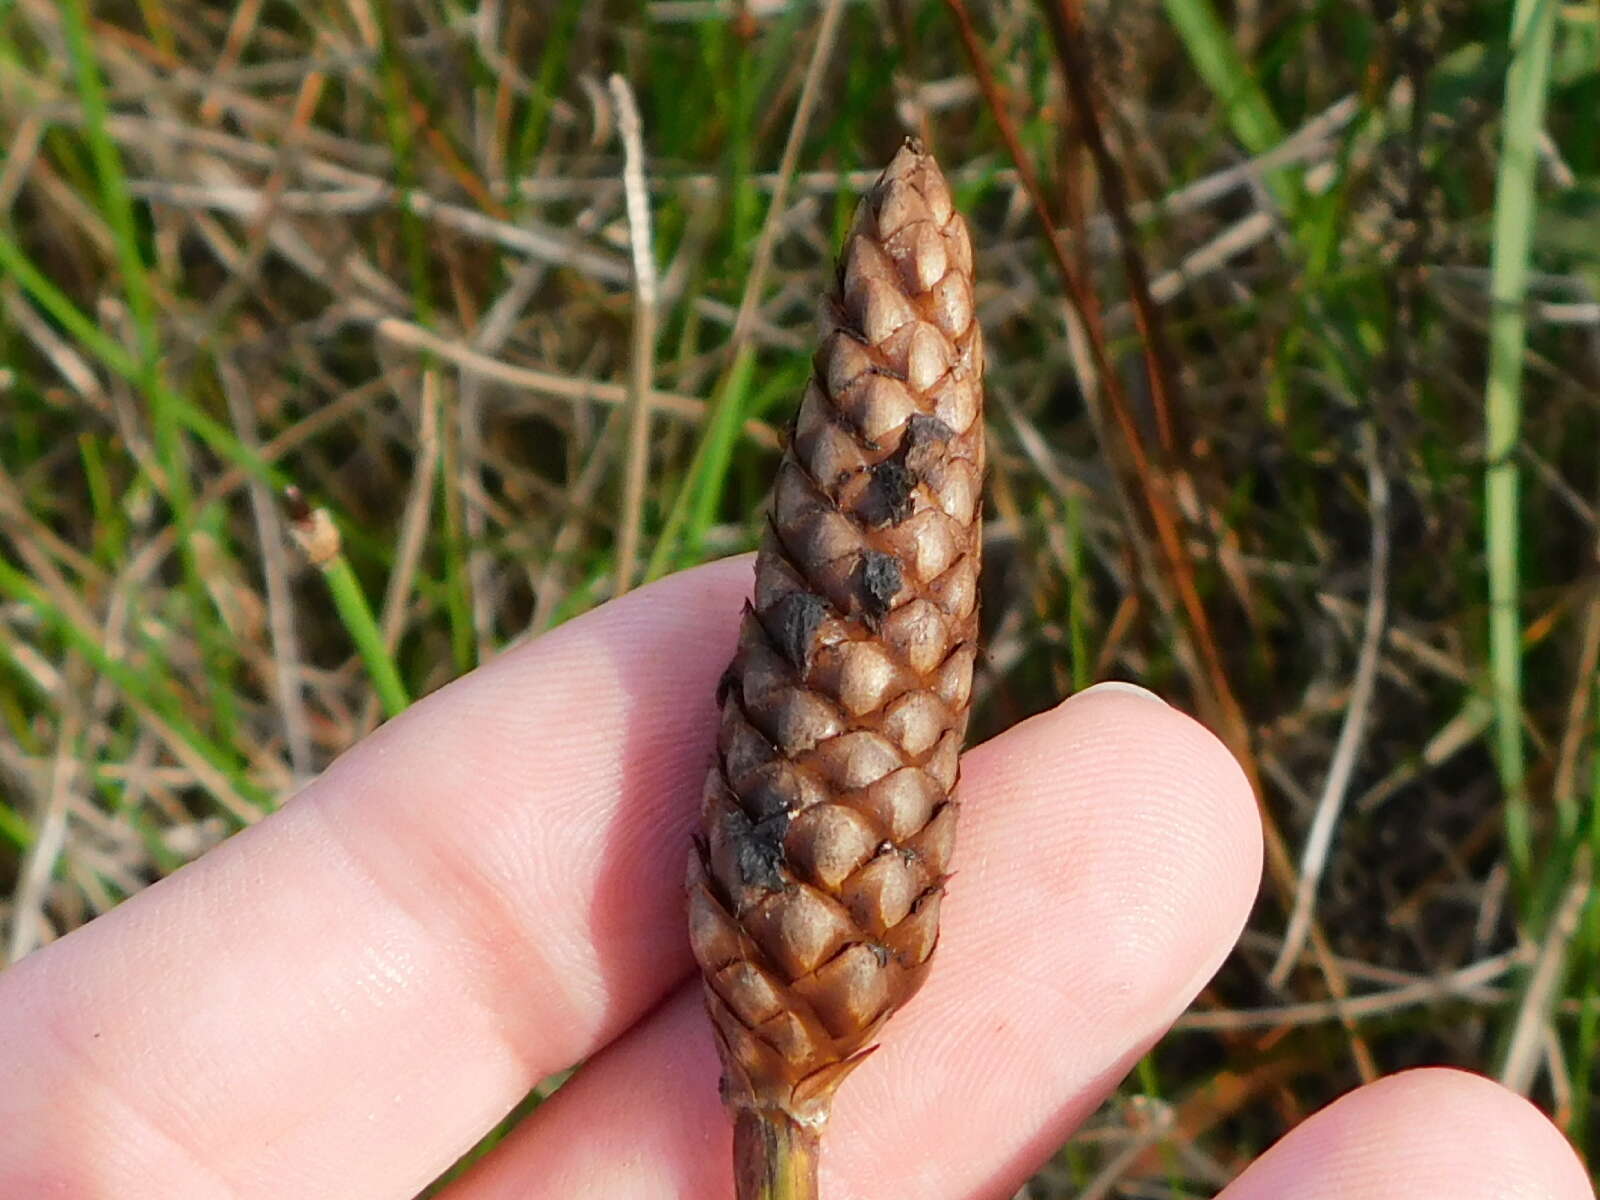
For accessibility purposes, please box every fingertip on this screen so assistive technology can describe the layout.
[988,683,1265,930]
[1369,1070,1591,1196]
[1223,1068,1593,1200]
[1071,679,1170,705]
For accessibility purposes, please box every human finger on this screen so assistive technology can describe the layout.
[444,685,1264,1198]
[0,558,752,1197]
[1217,1068,1592,1200]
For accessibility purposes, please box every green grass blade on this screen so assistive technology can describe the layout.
[0,802,34,852]
[1159,0,1286,157]
[320,554,412,720]
[644,344,758,582]
[1485,0,1558,884]
[57,0,248,743]
[1063,488,1092,692]
[289,503,412,720]
[58,0,158,363]
[1574,683,1600,1139]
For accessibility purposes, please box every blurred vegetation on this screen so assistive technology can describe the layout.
[2,0,1599,1193]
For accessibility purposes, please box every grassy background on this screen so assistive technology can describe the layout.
[3,0,1600,1193]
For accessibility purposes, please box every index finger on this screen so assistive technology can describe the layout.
[0,557,750,1198]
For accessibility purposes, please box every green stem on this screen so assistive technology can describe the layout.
[733,1110,820,1200]
[288,496,411,720]
[643,344,757,583]
[1485,0,1557,887]
[436,394,475,675]
[319,554,410,721]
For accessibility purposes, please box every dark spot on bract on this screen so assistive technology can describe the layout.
[906,411,954,445]
[767,591,827,673]
[728,806,790,891]
[868,942,891,967]
[904,413,954,475]
[856,550,902,622]
[858,457,916,527]
[743,766,797,822]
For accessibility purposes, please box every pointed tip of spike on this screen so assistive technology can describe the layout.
[873,141,954,236]
[884,136,929,180]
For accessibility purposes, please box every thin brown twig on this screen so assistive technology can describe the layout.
[1501,852,1592,1093]
[377,369,442,652]
[5,694,81,964]
[941,0,1227,737]
[190,56,330,347]
[1177,948,1528,1031]
[197,0,266,125]
[530,410,626,633]
[369,313,779,448]
[942,0,1375,1080]
[1271,426,1391,984]
[1076,1099,1174,1200]
[1551,577,1600,820]
[1038,0,1185,460]
[728,0,847,354]
[217,356,315,782]
[457,259,550,646]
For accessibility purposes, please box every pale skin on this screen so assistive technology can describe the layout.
[0,556,1590,1199]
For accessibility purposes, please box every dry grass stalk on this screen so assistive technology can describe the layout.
[687,140,985,1199]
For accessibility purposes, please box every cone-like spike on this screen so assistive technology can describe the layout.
[688,140,985,1199]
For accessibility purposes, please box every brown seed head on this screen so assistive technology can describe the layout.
[688,139,984,1157]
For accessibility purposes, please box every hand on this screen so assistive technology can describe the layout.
[0,557,1588,1199]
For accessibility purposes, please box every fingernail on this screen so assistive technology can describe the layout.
[1075,680,1168,705]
